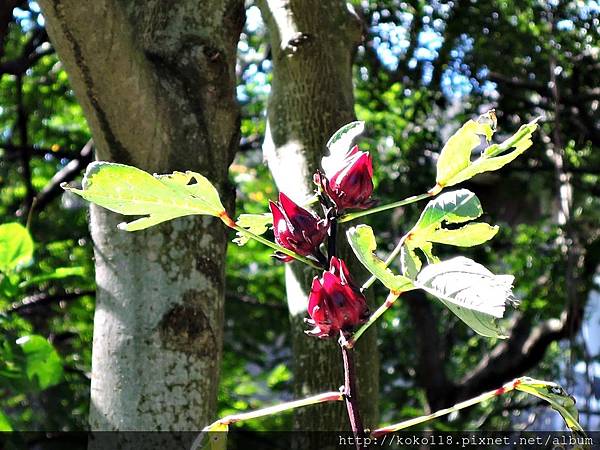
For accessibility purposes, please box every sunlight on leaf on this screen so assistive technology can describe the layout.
[435,113,538,188]
[0,223,34,273]
[0,410,11,432]
[62,162,228,231]
[233,213,272,246]
[416,256,517,338]
[347,225,414,293]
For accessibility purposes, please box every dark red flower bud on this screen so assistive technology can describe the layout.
[305,257,370,338]
[269,192,328,262]
[314,145,376,213]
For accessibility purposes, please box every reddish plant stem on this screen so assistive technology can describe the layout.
[341,342,365,446]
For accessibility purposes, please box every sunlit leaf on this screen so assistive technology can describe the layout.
[515,377,585,433]
[347,225,414,293]
[400,245,421,279]
[233,213,272,246]
[0,223,34,273]
[426,223,499,247]
[322,121,365,176]
[436,116,538,188]
[16,335,63,390]
[416,257,517,338]
[436,115,494,187]
[62,162,228,231]
[411,189,482,232]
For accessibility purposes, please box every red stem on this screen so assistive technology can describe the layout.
[341,337,365,447]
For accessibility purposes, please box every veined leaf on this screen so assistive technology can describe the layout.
[63,162,228,231]
[416,257,517,338]
[347,225,414,293]
[233,213,272,246]
[322,121,365,176]
[436,114,538,188]
[0,222,34,273]
[403,190,498,276]
[412,189,482,232]
[515,377,584,433]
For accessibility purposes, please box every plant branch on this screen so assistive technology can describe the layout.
[362,231,411,291]
[371,379,522,438]
[204,391,343,428]
[341,343,365,444]
[338,191,435,223]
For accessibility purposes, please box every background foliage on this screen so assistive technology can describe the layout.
[0,0,598,432]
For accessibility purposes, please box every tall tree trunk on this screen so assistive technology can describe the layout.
[38,0,244,430]
[257,0,379,432]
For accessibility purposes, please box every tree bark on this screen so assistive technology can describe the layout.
[257,0,379,433]
[38,0,244,430]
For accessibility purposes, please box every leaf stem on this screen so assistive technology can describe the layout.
[346,291,400,348]
[228,220,322,270]
[371,378,522,438]
[205,391,344,428]
[338,191,436,224]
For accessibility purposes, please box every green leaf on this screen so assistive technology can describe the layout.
[233,213,272,246]
[0,222,34,273]
[516,377,585,433]
[322,121,365,175]
[412,189,483,232]
[404,190,497,270]
[437,118,538,188]
[416,256,517,338]
[18,266,86,288]
[16,335,63,390]
[0,409,12,431]
[436,116,494,187]
[63,162,228,231]
[347,225,414,293]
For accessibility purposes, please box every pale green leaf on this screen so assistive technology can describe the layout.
[16,335,63,390]
[516,377,584,432]
[416,256,517,338]
[436,118,494,186]
[63,162,227,231]
[200,421,229,450]
[347,225,414,293]
[427,223,499,247]
[322,121,365,176]
[0,222,34,273]
[441,120,538,187]
[233,213,272,246]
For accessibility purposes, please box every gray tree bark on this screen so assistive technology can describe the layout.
[38,0,244,430]
[257,0,380,432]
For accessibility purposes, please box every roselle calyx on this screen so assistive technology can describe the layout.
[314,145,376,214]
[305,257,370,338]
[269,192,328,263]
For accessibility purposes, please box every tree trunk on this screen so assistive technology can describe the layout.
[38,0,244,430]
[257,0,379,432]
